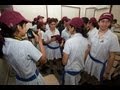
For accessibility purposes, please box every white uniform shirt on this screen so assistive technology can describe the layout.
[44,29,62,60]
[61,28,70,41]
[63,33,89,71]
[85,29,120,81]
[40,30,45,39]
[87,27,98,42]
[45,24,50,31]
[3,38,42,79]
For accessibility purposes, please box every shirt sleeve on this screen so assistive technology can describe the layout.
[41,31,45,40]
[44,32,49,42]
[24,41,42,62]
[63,40,71,55]
[61,31,64,38]
[109,34,120,52]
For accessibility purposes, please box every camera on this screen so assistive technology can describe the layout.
[27,25,38,39]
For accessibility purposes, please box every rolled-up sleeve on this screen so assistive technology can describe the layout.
[24,41,42,62]
[63,40,71,55]
[110,35,120,52]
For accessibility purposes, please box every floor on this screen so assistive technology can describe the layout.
[3,59,120,85]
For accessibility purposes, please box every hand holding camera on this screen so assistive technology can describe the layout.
[27,25,38,39]
[32,29,42,43]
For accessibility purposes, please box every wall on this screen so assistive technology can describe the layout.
[111,5,120,24]
[13,5,47,28]
[13,5,47,21]
[13,5,111,21]
[95,8,110,20]
[47,5,61,20]
[65,5,96,17]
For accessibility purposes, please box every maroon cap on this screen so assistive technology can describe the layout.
[0,10,30,28]
[37,15,44,19]
[68,17,84,29]
[89,17,97,23]
[62,16,70,22]
[99,12,114,21]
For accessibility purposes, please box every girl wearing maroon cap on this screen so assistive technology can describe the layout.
[62,17,89,85]
[0,10,46,85]
[87,17,98,41]
[85,12,120,83]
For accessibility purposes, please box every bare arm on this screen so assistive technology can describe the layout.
[38,40,46,65]
[62,52,69,65]
[103,52,115,80]
[84,44,91,61]
[33,30,46,65]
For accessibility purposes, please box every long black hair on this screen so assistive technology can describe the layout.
[0,21,27,58]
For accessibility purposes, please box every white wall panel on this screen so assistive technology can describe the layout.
[61,6,80,19]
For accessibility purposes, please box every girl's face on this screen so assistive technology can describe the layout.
[86,22,91,30]
[49,22,56,30]
[18,23,27,37]
[68,25,75,35]
[98,19,111,31]
[66,23,69,31]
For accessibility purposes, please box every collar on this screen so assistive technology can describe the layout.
[96,29,110,39]
[71,33,82,38]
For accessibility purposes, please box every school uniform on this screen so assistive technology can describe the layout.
[61,28,71,41]
[85,29,120,81]
[87,27,98,41]
[44,29,62,60]
[63,33,89,85]
[36,30,46,50]
[45,24,50,31]
[2,38,45,85]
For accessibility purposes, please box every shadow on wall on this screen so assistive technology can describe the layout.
[0,58,9,85]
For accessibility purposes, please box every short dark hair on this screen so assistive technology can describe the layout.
[48,18,57,24]
[82,17,89,25]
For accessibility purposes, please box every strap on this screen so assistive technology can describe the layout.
[16,69,39,82]
[89,53,104,64]
[65,70,80,76]
[61,70,80,85]
[89,53,107,82]
[46,44,60,49]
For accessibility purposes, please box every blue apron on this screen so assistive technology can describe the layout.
[16,69,39,82]
[89,53,107,82]
[46,44,60,49]
[61,70,81,85]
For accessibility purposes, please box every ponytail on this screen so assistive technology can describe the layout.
[76,26,88,38]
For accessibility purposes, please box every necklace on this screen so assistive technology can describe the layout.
[14,36,23,41]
